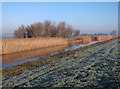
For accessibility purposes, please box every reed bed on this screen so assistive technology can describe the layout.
[2,44,67,64]
[2,37,68,54]
[68,36,91,44]
[68,35,116,44]
[2,35,118,54]
[91,35,114,41]
[79,36,92,44]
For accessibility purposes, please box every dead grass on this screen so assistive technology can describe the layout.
[79,36,92,44]
[2,37,68,54]
[68,36,91,44]
[91,35,114,41]
[2,35,118,54]
[2,44,67,64]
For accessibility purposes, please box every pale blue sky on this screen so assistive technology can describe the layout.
[2,2,118,34]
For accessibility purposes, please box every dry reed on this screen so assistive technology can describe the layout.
[2,35,117,54]
[68,36,91,44]
[2,37,68,54]
[78,36,92,44]
[91,35,114,41]
[2,44,67,64]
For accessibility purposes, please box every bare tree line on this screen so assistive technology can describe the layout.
[14,20,80,38]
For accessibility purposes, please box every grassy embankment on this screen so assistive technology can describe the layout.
[2,37,120,88]
[2,37,119,78]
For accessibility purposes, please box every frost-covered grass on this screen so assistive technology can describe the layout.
[2,38,120,88]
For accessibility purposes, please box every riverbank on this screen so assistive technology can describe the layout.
[2,37,120,88]
[2,40,105,69]
[2,37,118,76]
[3,39,119,87]
[2,35,116,54]
[2,44,68,66]
[2,37,68,54]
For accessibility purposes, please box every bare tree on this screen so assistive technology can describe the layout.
[14,25,25,38]
[14,30,18,38]
[50,23,57,37]
[65,25,73,38]
[14,20,79,38]
[73,29,80,36]
[44,20,52,37]
[57,21,66,37]
[26,25,32,38]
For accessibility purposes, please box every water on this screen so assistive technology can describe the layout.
[1,40,103,69]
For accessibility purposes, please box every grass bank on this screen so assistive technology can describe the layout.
[2,37,119,88]
[2,37,119,78]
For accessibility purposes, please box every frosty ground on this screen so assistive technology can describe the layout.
[2,38,120,88]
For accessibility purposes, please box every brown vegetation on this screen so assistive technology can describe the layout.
[2,35,118,54]
[79,36,92,44]
[14,20,80,38]
[2,37,68,54]
[68,35,116,44]
[68,36,91,44]
[2,44,67,64]
[91,35,114,41]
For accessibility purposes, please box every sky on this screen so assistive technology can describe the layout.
[2,2,118,35]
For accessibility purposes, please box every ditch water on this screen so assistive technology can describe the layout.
[1,40,103,69]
